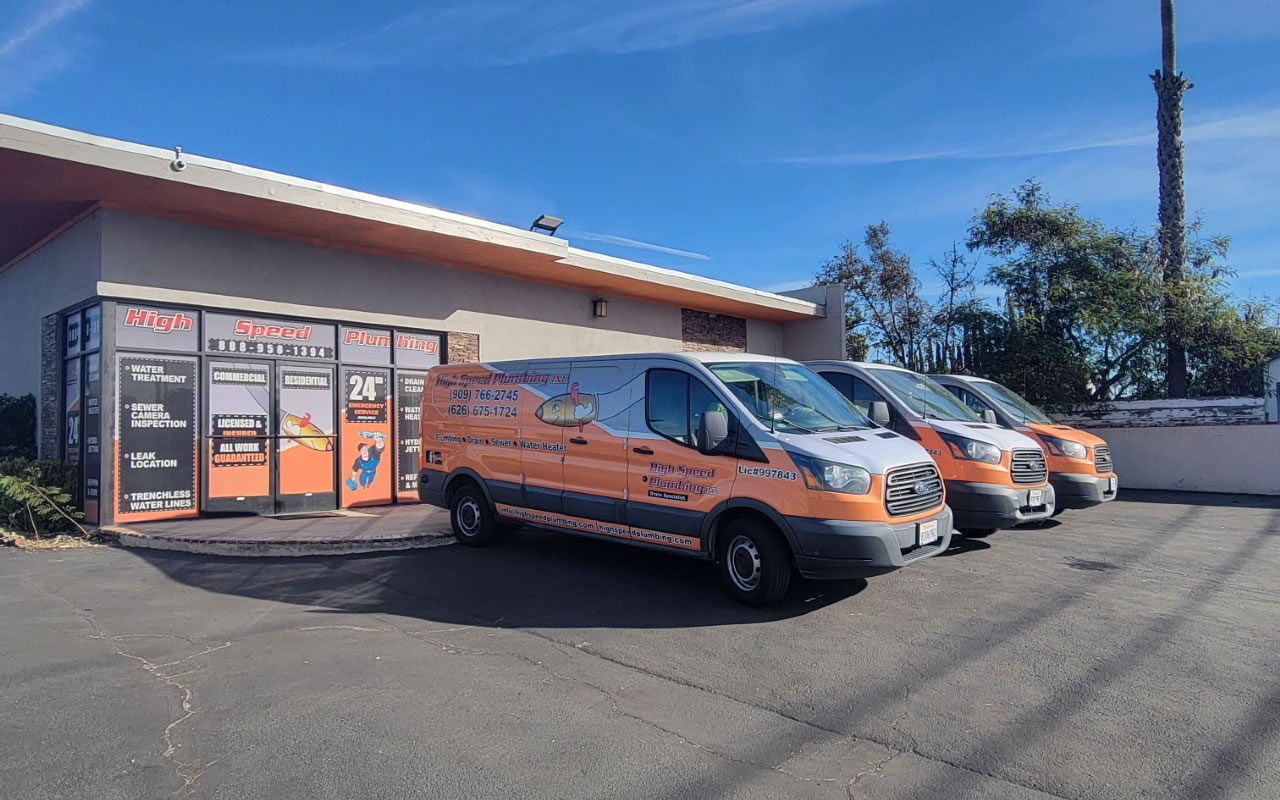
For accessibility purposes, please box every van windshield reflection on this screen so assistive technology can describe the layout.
[708,362,871,433]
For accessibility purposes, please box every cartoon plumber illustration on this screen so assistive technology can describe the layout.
[345,431,386,491]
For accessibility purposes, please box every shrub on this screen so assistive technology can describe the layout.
[0,457,84,537]
[0,394,37,459]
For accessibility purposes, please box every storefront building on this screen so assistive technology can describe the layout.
[0,114,844,525]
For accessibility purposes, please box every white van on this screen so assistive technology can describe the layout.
[419,353,953,606]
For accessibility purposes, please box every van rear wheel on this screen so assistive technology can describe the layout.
[716,519,791,607]
[449,483,501,547]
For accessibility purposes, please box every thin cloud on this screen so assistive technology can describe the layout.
[575,231,711,261]
[779,107,1280,168]
[0,0,92,103]
[238,0,881,68]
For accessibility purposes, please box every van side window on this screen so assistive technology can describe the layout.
[647,370,690,444]
[820,372,886,417]
[949,386,991,416]
[646,369,727,449]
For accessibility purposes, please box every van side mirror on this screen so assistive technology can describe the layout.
[982,409,997,425]
[697,410,729,453]
[870,401,891,426]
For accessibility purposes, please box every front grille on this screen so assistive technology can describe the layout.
[1094,445,1113,473]
[1010,448,1047,484]
[885,462,944,517]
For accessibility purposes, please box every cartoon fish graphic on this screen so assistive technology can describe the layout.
[280,412,333,451]
[535,385,597,431]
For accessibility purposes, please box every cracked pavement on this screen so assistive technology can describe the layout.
[2,490,1279,799]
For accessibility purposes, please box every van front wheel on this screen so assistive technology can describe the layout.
[449,483,501,547]
[716,519,791,607]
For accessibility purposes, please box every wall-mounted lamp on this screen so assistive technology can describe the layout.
[592,298,608,318]
[530,214,563,235]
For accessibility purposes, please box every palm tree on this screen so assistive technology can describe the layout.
[1151,0,1193,397]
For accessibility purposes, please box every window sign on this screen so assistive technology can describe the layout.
[83,353,101,523]
[394,331,442,369]
[115,354,199,521]
[396,371,427,500]
[340,325,393,366]
[64,314,81,357]
[115,304,199,352]
[64,357,81,465]
[83,305,102,351]
[205,313,336,359]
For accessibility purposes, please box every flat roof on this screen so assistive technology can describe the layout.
[0,113,821,323]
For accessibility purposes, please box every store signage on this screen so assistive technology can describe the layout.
[339,325,393,366]
[396,372,426,500]
[115,354,198,521]
[206,313,335,359]
[115,304,200,352]
[394,332,442,370]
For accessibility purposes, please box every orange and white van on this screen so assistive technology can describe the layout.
[806,361,1054,533]
[418,353,952,606]
[929,374,1117,512]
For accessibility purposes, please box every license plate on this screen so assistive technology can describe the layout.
[1107,476,1117,493]
[1027,489,1043,506]
[918,519,939,546]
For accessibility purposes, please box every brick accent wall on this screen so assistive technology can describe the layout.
[681,309,747,352]
[446,331,480,364]
[40,314,59,459]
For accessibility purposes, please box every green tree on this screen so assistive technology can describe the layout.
[816,221,934,370]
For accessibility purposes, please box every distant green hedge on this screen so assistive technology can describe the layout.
[0,457,80,534]
[0,394,37,459]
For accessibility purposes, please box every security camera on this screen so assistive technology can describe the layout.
[170,145,186,172]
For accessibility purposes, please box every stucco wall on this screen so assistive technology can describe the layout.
[97,211,790,361]
[780,284,846,361]
[0,212,102,442]
[1083,424,1280,495]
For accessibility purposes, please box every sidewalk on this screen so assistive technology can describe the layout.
[101,504,454,557]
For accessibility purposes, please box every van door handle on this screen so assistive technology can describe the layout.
[632,446,654,455]
[569,437,588,445]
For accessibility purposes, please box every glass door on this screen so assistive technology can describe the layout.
[276,364,338,513]
[205,359,273,514]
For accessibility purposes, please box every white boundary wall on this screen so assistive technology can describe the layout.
[1050,397,1279,495]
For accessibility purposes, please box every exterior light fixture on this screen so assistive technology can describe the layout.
[592,299,608,318]
[530,214,563,235]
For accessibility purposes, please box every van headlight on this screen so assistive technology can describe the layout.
[938,432,1002,464]
[1039,434,1087,459]
[789,453,872,495]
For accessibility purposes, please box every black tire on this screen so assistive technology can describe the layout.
[961,528,998,538]
[448,482,502,547]
[716,518,792,607]
[1051,506,1066,517]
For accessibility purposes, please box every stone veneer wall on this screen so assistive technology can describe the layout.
[681,309,747,352]
[39,314,59,458]
[446,331,480,364]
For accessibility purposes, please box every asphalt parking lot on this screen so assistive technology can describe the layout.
[3,490,1278,800]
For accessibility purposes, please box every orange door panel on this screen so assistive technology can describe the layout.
[562,363,634,523]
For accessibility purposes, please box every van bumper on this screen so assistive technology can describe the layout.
[946,480,1055,530]
[417,469,447,508]
[1051,472,1118,509]
[785,507,953,580]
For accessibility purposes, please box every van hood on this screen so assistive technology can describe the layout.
[927,419,1044,452]
[771,429,936,474]
[1026,422,1108,448]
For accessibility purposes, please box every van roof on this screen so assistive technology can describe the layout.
[806,360,916,374]
[930,374,992,385]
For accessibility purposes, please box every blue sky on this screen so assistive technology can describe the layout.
[3,0,1278,301]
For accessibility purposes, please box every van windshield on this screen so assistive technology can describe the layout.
[978,381,1053,424]
[708,361,872,433]
[865,367,979,422]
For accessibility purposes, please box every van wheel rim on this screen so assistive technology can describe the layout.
[457,498,481,536]
[727,535,762,591]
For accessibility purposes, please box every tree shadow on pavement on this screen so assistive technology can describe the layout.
[126,527,867,630]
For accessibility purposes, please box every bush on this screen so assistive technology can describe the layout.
[0,394,37,459]
[0,457,83,536]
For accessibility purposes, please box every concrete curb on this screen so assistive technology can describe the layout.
[98,526,456,558]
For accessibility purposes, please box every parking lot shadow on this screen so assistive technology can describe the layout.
[1117,489,1280,510]
[126,528,868,630]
